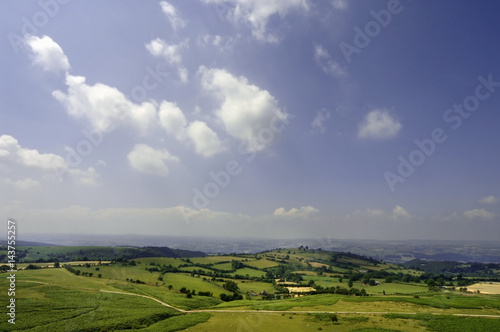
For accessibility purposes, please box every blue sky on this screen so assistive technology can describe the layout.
[1,0,499,240]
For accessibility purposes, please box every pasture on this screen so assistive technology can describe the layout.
[2,246,500,330]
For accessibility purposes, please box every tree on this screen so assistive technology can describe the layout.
[223,280,239,293]
[348,280,354,288]
[53,261,60,268]
[329,314,338,323]
[427,279,436,288]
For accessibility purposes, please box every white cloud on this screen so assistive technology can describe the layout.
[159,101,188,141]
[273,205,319,218]
[0,135,99,186]
[25,35,70,73]
[53,75,157,134]
[2,178,42,190]
[464,209,494,220]
[391,205,411,220]
[331,0,348,10]
[202,0,309,43]
[478,195,498,204]
[311,109,330,133]
[347,205,411,221]
[187,121,225,157]
[199,66,288,152]
[159,1,186,31]
[314,44,346,77]
[146,38,189,83]
[197,34,237,51]
[159,101,224,157]
[0,134,66,171]
[357,109,402,139]
[146,38,186,64]
[127,144,179,177]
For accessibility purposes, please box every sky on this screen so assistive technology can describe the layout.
[1,0,499,241]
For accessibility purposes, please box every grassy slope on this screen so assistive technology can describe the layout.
[3,247,500,331]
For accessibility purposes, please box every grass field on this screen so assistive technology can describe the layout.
[135,257,185,267]
[160,273,227,296]
[0,282,186,331]
[245,259,280,269]
[189,256,248,264]
[2,267,499,331]
[187,312,429,331]
[3,247,500,331]
[231,267,266,278]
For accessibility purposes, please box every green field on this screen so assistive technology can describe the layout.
[245,259,281,268]
[231,267,266,278]
[161,273,227,296]
[2,246,499,331]
[0,280,188,331]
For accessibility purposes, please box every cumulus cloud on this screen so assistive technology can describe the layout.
[187,121,226,157]
[159,1,186,31]
[159,101,188,141]
[311,109,330,133]
[0,134,66,171]
[53,75,157,134]
[202,0,309,43]
[391,205,411,220]
[199,66,288,152]
[314,44,346,77]
[464,208,494,220]
[478,195,498,204]
[25,35,70,73]
[357,109,402,139]
[146,38,189,82]
[273,205,319,218]
[159,101,224,157]
[127,144,179,177]
[0,135,99,186]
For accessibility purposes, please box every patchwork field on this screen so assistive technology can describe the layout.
[2,246,499,331]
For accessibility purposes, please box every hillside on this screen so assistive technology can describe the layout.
[0,245,206,263]
[2,245,500,331]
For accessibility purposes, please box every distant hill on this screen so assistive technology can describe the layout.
[0,245,206,263]
[403,259,500,276]
[0,240,58,247]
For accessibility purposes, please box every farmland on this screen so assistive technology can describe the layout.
[1,245,500,331]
